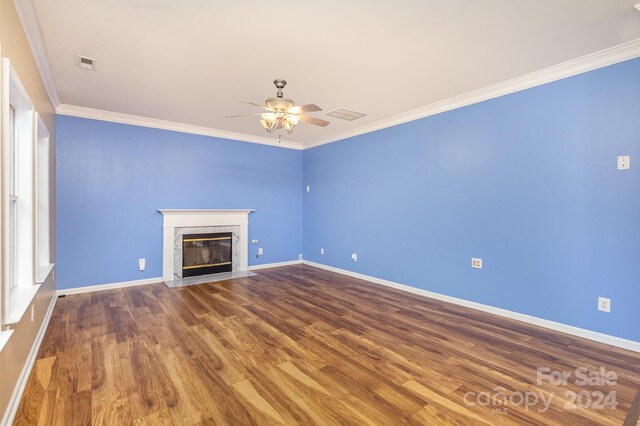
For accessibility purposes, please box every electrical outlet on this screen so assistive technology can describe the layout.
[52,270,55,281]
[251,239,259,244]
[617,155,630,170]
[471,258,483,269]
[351,253,358,262]
[598,297,611,313]
[31,305,35,322]
[258,247,263,256]
[139,258,145,271]
[298,254,303,260]
[306,185,311,192]
[320,248,324,255]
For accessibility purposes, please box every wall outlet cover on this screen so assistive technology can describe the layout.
[258,248,263,256]
[320,248,324,255]
[598,297,611,313]
[298,254,303,260]
[351,253,358,262]
[138,258,146,271]
[251,239,259,244]
[617,155,630,170]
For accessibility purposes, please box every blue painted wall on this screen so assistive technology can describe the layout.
[56,116,303,289]
[56,58,639,342]
[303,58,640,342]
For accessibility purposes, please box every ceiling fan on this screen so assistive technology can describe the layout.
[227,79,329,134]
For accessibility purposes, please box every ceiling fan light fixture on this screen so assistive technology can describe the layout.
[260,119,272,132]
[282,114,300,133]
[286,114,300,126]
[228,79,328,135]
[261,113,278,132]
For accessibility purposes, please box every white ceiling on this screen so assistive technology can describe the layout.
[31,0,640,147]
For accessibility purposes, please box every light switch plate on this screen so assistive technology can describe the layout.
[471,258,483,269]
[618,155,630,170]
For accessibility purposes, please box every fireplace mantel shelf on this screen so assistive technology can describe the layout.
[159,209,255,214]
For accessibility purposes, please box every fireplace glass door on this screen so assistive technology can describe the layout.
[182,232,232,277]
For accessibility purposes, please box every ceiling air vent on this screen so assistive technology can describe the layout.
[77,55,96,70]
[326,108,367,121]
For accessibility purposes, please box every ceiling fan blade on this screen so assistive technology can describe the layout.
[240,101,266,108]
[240,101,273,112]
[300,115,330,127]
[289,104,322,114]
[225,113,262,118]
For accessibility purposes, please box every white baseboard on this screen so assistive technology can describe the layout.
[248,259,303,270]
[57,276,163,295]
[57,260,305,295]
[1,292,57,426]
[302,260,640,353]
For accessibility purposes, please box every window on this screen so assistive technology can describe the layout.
[1,57,38,330]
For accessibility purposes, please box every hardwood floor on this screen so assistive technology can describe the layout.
[13,265,640,425]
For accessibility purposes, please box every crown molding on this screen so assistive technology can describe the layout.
[56,104,304,150]
[12,0,60,109]
[56,32,640,152]
[15,0,640,152]
[304,38,640,149]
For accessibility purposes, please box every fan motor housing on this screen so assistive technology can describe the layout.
[266,97,294,112]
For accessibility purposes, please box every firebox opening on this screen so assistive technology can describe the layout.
[182,232,232,277]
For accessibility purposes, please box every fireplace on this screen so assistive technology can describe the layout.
[159,209,254,286]
[182,232,232,277]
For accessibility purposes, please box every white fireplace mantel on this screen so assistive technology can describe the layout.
[159,209,254,283]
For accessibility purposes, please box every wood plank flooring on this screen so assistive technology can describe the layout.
[13,265,640,425]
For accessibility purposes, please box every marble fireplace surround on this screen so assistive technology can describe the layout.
[159,209,254,284]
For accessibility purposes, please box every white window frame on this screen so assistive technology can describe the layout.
[8,104,17,295]
[34,112,53,283]
[1,57,39,330]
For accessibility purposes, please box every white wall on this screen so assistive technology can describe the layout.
[0,0,57,421]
